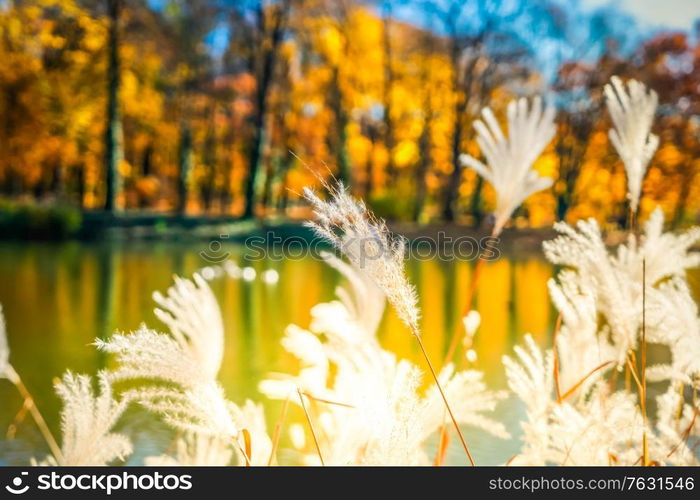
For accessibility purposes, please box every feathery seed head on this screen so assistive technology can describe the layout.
[152,273,224,381]
[304,182,420,334]
[54,371,132,466]
[460,96,555,235]
[604,76,659,213]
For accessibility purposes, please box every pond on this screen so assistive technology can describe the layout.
[0,240,563,465]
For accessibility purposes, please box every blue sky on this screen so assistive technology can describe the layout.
[581,0,700,31]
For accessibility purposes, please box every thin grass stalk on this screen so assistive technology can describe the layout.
[641,259,648,466]
[435,229,494,464]
[433,422,449,466]
[628,204,637,235]
[625,357,643,396]
[301,392,355,409]
[559,361,615,402]
[6,399,30,439]
[6,366,63,462]
[676,384,685,424]
[552,314,563,402]
[666,406,699,459]
[297,388,324,466]
[414,331,475,465]
[443,226,497,368]
[234,432,251,467]
[267,393,292,466]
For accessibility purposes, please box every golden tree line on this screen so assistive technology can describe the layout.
[0,0,698,227]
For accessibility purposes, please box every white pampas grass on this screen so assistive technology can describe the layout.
[504,338,647,465]
[0,303,19,384]
[319,251,386,337]
[604,76,659,213]
[52,371,132,466]
[548,273,616,397]
[153,273,224,381]
[260,258,507,465]
[229,400,272,465]
[460,96,556,235]
[0,304,9,379]
[145,433,233,466]
[462,310,481,339]
[97,327,241,440]
[654,385,700,465]
[98,327,211,387]
[303,183,419,334]
[546,387,646,465]
[98,274,273,465]
[503,334,554,465]
[646,279,700,385]
[544,209,700,363]
[544,217,642,361]
[617,207,700,286]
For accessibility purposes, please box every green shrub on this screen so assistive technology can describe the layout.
[0,199,82,239]
[368,192,415,222]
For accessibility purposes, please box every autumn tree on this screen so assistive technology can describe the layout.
[226,0,291,219]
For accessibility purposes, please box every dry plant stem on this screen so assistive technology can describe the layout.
[267,394,292,466]
[6,399,30,439]
[297,388,325,466]
[625,357,643,395]
[301,392,355,409]
[234,433,251,467]
[6,367,63,462]
[666,406,699,459]
[433,423,449,466]
[676,384,685,423]
[552,314,563,402]
[628,205,637,235]
[559,361,615,402]
[414,331,475,466]
[443,227,498,367]
[436,226,499,466]
[641,259,648,466]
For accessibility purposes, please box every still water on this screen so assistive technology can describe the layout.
[0,240,559,465]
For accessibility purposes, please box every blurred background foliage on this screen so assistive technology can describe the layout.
[0,0,699,231]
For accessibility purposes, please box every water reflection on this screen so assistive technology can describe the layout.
[0,241,557,465]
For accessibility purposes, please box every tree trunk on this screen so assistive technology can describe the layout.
[414,108,432,222]
[242,0,289,219]
[382,6,396,178]
[104,0,123,212]
[673,168,694,228]
[442,38,468,222]
[330,66,351,187]
[177,124,192,215]
[443,108,463,221]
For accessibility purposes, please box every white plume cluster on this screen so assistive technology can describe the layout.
[96,273,271,465]
[604,76,659,212]
[542,207,700,362]
[303,183,420,334]
[260,254,508,465]
[145,433,233,466]
[506,207,700,464]
[51,372,133,466]
[460,96,556,234]
[499,76,699,466]
[153,273,225,381]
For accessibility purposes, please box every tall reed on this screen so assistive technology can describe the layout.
[304,182,476,464]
